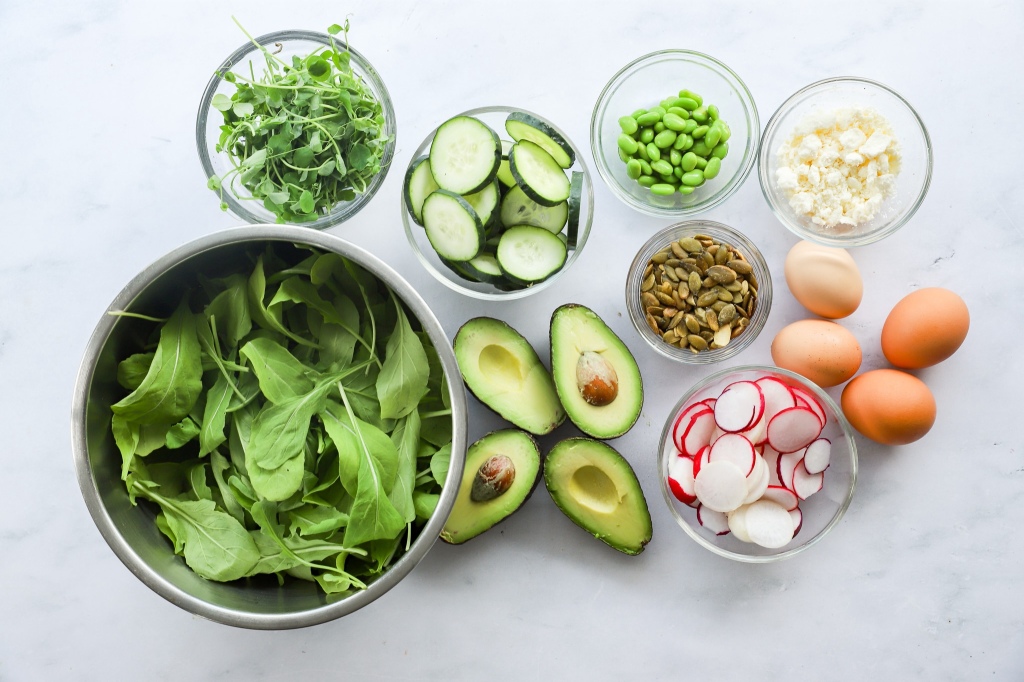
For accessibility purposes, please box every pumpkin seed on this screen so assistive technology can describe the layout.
[663,307,678,319]
[728,259,752,275]
[684,314,700,334]
[641,292,659,308]
[715,244,731,264]
[696,290,719,307]
[707,265,736,284]
[707,309,719,332]
[687,334,708,351]
[718,303,737,325]
[714,323,732,348]
[677,282,690,300]
[642,274,655,291]
[662,328,677,343]
[646,313,660,334]
[679,237,702,253]
[663,266,679,282]
[647,306,664,318]
[668,310,685,330]
[652,251,670,264]
[656,291,675,306]
[688,271,702,293]
[671,242,686,259]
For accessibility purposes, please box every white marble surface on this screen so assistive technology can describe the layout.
[1,1,1022,679]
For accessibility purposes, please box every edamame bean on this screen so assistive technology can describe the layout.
[636,142,649,161]
[693,156,708,170]
[660,97,676,110]
[669,149,682,166]
[704,125,721,149]
[618,133,639,155]
[712,142,729,159]
[681,152,698,172]
[654,121,666,133]
[683,119,699,134]
[640,127,655,144]
[691,125,709,139]
[651,159,673,176]
[718,122,732,143]
[703,156,722,179]
[678,185,695,195]
[618,147,630,163]
[707,104,719,121]
[631,108,647,118]
[619,116,639,135]
[659,173,676,184]
[667,107,690,119]
[690,140,713,157]
[637,175,656,187]
[678,89,703,106]
[691,107,709,123]
[626,158,642,179]
[675,134,693,151]
[637,111,660,127]
[673,166,683,179]
[651,183,676,196]
[681,170,705,186]
[663,113,687,132]
[654,129,677,148]
[676,97,699,111]
[647,143,661,162]
[639,159,652,175]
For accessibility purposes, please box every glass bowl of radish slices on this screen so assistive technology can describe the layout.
[401,106,594,300]
[660,366,857,562]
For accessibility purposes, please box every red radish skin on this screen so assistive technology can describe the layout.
[777,448,806,492]
[668,455,697,505]
[697,505,731,535]
[793,465,824,500]
[789,508,803,537]
[714,381,765,433]
[761,485,799,511]
[762,445,782,486]
[682,409,718,457]
[755,376,798,422]
[673,404,711,451]
[739,413,767,446]
[742,456,770,505]
[694,460,749,513]
[802,438,831,475]
[700,398,717,410]
[692,445,711,478]
[790,386,827,427]
[767,407,823,453]
[709,433,757,476]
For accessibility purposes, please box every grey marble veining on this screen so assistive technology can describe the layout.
[1,0,1022,679]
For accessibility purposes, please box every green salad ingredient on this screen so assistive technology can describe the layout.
[616,89,730,196]
[110,243,452,594]
[207,20,391,223]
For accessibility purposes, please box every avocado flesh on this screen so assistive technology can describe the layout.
[455,317,565,435]
[544,438,652,555]
[440,429,541,544]
[550,304,643,439]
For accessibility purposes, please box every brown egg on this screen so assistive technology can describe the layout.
[771,319,862,387]
[784,241,863,319]
[881,288,969,369]
[841,369,936,445]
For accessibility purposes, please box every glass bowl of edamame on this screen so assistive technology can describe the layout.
[591,50,759,217]
[757,77,933,247]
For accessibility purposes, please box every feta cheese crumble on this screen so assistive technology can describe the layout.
[774,107,901,228]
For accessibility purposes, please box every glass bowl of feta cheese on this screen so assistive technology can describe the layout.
[758,77,932,247]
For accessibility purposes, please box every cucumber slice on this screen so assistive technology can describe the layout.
[440,258,482,283]
[496,140,516,187]
[404,155,439,226]
[422,190,484,262]
[464,180,500,227]
[499,185,567,233]
[505,112,576,169]
[497,225,568,284]
[466,253,506,285]
[429,116,501,195]
[509,140,571,207]
[566,171,584,248]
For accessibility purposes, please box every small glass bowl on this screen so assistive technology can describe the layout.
[591,50,759,217]
[659,366,858,562]
[625,221,772,364]
[401,106,594,301]
[758,77,933,247]
[196,30,396,229]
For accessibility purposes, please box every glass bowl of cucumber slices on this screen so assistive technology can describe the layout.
[591,50,759,217]
[401,106,594,300]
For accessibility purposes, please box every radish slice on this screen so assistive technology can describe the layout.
[756,376,798,422]
[667,455,697,505]
[802,438,831,475]
[728,504,752,542]
[714,381,765,433]
[672,404,711,451]
[694,460,748,513]
[761,485,799,511]
[789,507,803,537]
[709,433,756,476]
[777,448,806,492]
[682,409,718,457]
[762,445,782,486]
[692,445,711,478]
[700,398,717,410]
[793,465,824,500]
[739,412,767,445]
[697,505,730,535]
[790,386,827,427]
[744,499,795,549]
[767,407,822,453]
[742,455,770,505]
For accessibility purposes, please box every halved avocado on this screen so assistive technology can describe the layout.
[544,438,652,555]
[550,304,643,439]
[440,430,541,544]
[454,317,565,435]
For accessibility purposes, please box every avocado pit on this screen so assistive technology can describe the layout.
[576,351,619,406]
[470,454,516,502]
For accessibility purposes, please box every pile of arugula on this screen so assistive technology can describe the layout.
[109,244,452,595]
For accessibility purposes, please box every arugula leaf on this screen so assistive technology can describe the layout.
[166,417,200,449]
[204,274,252,347]
[117,352,154,390]
[389,411,420,524]
[239,337,314,403]
[430,443,451,486]
[286,504,350,536]
[376,297,429,420]
[210,451,245,523]
[199,374,233,456]
[247,383,330,470]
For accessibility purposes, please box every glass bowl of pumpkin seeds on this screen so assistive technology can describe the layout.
[625,220,772,364]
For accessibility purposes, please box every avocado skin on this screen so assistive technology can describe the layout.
[543,437,653,556]
[549,304,644,440]
[440,429,543,545]
[454,317,566,436]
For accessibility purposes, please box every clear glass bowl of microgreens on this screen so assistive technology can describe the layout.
[591,50,759,217]
[197,22,396,229]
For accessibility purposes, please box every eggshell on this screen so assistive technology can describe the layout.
[841,369,936,445]
[784,241,863,319]
[881,288,969,369]
[770,320,862,387]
